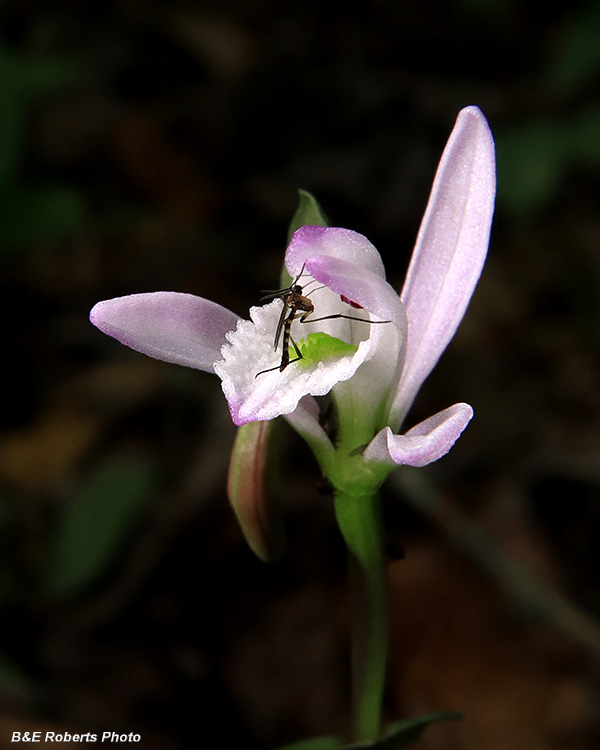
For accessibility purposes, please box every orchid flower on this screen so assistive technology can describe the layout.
[90,105,495,745]
[90,105,495,476]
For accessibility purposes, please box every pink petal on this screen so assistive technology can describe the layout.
[305,255,407,332]
[286,226,386,278]
[90,292,240,373]
[393,106,496,425]
[363,403,473,467]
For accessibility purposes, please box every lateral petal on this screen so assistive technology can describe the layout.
[363,403,473,467]
[90,292,240,373]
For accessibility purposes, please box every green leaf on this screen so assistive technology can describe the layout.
[277,713,461,750]
[280,189,329,286]
[287,189,329,242]
[45,458,156,599]
[277,737,341,750]
[0,185,85,251]
[378,711,462,747]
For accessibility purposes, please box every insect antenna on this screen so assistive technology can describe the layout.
[259,261,308,301]
[301,281,327,295]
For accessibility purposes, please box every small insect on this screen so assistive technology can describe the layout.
[255,262,389,377]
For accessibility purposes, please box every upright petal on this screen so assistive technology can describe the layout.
[286,226,386,278]
[301,254,407,429]
[90,292,240,373]
[305,255,406,332]
[392,106,496,426]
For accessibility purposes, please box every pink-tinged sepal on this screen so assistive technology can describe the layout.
[228,420,285,563]
[393,106,495,426]
[363,403,473,468]
[90,292,240,373]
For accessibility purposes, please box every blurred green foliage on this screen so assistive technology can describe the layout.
[0,651,32,699]
[0,44,85,253]
[546,2,600,96]
[497,105,600,216]
[381,713,463,748]
[0,185,85,248]
[497,2,600,216]
[45,458,157,600]
[277,712,463,749]
[278,738,339,750]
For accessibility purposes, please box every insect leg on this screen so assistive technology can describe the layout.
[279,315,304,371]
[281,333,303,370]
[300,312,391,325]
[255,325,304,378]
[273,297,293,349]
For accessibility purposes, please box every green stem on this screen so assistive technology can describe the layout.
[335,489,388,743]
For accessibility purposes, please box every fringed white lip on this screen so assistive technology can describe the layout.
[214,298,376,426]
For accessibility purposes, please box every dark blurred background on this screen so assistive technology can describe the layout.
[1,0,600,747]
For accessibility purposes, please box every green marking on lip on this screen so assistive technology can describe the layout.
[296,332,357,368]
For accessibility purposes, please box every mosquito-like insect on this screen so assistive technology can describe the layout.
[255,262,389,377]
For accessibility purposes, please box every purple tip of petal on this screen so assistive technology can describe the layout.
[394,106,495,424]
[364,403,473,467]
[90,292,240,373]
[305,254,407,332]
[286,226,386,278]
